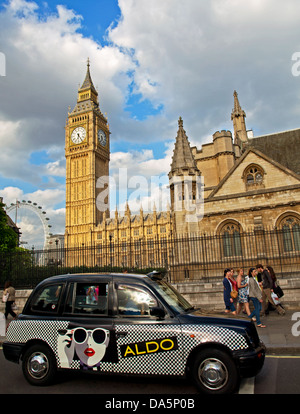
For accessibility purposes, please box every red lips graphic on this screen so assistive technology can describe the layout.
[84,348,95,357]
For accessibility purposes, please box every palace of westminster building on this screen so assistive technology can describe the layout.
[64,62,300,274]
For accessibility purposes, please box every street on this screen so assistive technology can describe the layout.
[255,355,300,394]
[1,348,299,395]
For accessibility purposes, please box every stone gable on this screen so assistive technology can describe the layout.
[208,149,300,199]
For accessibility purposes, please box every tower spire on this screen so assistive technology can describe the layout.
[169,117,198,174]
[231,90,247,145]
[168,118,201,234]
[80,58,97,95]
[70,59,101,116]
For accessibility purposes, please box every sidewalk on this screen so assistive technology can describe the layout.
[255,309,300,355]
[1,310,300,355]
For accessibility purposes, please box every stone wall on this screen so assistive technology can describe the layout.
[174,277,300,311]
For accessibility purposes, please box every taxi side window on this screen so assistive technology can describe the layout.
[117,284,158,316]
[31,284,62,313]
[65,283,108,315]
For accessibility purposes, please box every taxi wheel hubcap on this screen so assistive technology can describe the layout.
[198,358,228,390]
[27,352,49,380]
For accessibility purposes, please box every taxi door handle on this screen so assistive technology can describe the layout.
[116,332,127,339]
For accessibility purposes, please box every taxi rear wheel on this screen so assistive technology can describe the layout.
[191,348,238,394]
[22,344,57,386]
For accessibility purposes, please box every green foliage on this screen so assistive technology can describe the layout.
[0,201,18,251]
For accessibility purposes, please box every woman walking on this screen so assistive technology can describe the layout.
[248,268,266,328]
[236,268,250,316]
[223,268,236,315]
[3,281,16,320]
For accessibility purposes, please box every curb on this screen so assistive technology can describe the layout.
[266,345,300,356]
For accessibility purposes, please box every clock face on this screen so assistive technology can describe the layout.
[98,129,107,147]
[71,127,86,144]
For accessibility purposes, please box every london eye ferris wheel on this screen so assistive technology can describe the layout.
[6,200,52,250]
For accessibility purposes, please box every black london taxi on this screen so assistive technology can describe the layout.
[3,272,265,394]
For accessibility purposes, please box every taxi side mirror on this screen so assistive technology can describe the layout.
[150,306,166,319]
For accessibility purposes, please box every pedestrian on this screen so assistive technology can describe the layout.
[229,268,238,294]
[223,268,236,315]
[228,268,238,305]
[3,281,17,320]
[236,268,250,316]
[267,265,284,299]
[256,264,285,315]
[265,265,277,312]
[248,268,266,328]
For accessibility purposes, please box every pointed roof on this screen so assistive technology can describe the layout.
[231,90,246,120]
[70,59,102,116]
[169,117,199,175]
[79,58,98,95]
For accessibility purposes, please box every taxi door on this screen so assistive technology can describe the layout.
[112,281,185,377]
[59,277,118,371]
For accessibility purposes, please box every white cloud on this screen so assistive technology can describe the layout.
[44,160,66,177]
[109,0,300,137]
[109,140,174,214]
[5,0,39,17]
[0,0,135,185]
[1,186,24,203]
[2,0,300,245]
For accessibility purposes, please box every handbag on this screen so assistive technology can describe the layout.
[230,290,238,299]
[274,283,284,298]
[2,292,9,303]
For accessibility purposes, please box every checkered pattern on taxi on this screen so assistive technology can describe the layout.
[106,324,184,376]
[6,320,69,365]
[181,324,249,350]
[103,323,248,376]
[6,320,249,376]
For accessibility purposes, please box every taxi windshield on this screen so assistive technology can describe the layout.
[154,280,193,314]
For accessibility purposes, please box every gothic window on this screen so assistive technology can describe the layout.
[244,165,264,187]
[219,222,242,257]
[279,216,300,252]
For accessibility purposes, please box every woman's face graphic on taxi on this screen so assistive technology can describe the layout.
[73,328,110,367]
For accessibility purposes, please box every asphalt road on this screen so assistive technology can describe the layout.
[1,348,300,395]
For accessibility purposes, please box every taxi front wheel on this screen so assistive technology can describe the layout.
[191,348,238,394]
[22,344,57,386]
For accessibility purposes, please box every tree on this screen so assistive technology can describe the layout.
[0,201,18,251]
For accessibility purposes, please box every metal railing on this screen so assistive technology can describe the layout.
[1,227,300,288]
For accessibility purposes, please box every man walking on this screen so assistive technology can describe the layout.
[256,264,285,316]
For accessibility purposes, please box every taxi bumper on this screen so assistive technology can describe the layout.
[232,341,266,377]
[3,342,25,364]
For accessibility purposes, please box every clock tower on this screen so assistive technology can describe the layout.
[65,60,110,248]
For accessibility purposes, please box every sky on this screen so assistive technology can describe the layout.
[1,0,300,248]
